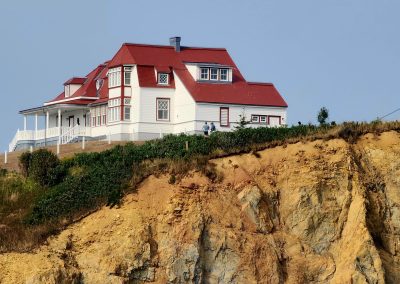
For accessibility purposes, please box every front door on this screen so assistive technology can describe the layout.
[68,116,75,128]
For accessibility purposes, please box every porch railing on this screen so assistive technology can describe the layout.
[8,126,91,152]
[60,125,89,144]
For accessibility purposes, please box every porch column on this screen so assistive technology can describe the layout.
[58,109,61,143]
[23,115,27,131]
[35,113,38,145]
[45,111,49,146]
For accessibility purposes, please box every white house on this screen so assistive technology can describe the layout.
[9,37,288,152]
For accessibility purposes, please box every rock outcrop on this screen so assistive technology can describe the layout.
[1,131,399,283]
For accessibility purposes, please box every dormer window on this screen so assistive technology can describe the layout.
[220,69,228,81]
[198,66,231,82]
[210,68,218,81]
[158,73,169,85]
[200,68,209,80]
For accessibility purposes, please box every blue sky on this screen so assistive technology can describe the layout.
[1,0,399,150]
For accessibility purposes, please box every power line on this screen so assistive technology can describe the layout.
[378,107,400,120]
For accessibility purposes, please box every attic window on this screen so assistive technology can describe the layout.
[199,67,231,82]
[158,73,169,85]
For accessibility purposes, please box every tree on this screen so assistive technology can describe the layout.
[235,113,251,130]
[317,107,329,125]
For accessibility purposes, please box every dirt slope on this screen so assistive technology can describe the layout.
[0,132,399,283]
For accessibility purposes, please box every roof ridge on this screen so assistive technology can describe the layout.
[122,42,226,51]
[248,82,274,86]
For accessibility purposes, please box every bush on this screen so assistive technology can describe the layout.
[19,149,61,186]
[19,152,32,177]
[26,121,400,225]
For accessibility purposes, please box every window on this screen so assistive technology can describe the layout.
[108,67,122,88]
[260,116,267,123]
[158,73,169,85]
[101,106,107,125]
[124,66,132,86]
[108,98,121,123]
[200,68,209,80]
[91,109,96,127]
[96,107,101,126]
[124,106,131,121]
[220,107,229,127]
[210,68,218,80]
[251,115,259,123]
[157,98,170,121]
[220,69,228,81]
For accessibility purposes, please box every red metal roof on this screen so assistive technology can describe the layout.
[64,77,86,85]
[46,42,287,108]
[137,65,175,89]
[107,43,287,107]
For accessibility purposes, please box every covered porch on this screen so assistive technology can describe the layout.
[9,104,92,152]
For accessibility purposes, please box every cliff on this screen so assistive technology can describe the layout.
[0,131,399,283]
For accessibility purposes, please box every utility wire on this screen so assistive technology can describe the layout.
[378,107,400,120]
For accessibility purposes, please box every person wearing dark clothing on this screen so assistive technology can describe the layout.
[210,122,216,133]
[202,122,210,136]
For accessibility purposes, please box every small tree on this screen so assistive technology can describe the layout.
[317,107,329,125]
[235,113,251,130]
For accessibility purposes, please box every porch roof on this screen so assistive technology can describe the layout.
[19,103,90,116]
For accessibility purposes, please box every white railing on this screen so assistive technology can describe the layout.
[60,125,88,144]
[8,126,91,151]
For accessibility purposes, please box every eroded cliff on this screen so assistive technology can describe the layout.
[0,131,399,283]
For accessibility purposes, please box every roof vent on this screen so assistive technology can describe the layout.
[169,36,181,52]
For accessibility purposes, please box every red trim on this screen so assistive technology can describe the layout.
[121,65,125,121]
[156,98,170,122]
[220,107,229,127]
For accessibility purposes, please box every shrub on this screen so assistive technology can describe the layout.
[25,121,400,225]
[19,152,32,177]
[19,149,61,186]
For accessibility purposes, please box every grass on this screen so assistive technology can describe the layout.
[0,120,399,252]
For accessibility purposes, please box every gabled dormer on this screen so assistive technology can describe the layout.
[64,77,86,97]
[185,63,233,83]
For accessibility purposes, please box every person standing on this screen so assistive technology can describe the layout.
[202,122,210,136]
[210,122,216,133]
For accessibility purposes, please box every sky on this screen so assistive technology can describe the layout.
[0,0,399,151]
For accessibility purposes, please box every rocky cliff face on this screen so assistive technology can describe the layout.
[0,131,399,283]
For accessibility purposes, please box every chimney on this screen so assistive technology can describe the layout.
[169,36,181,52]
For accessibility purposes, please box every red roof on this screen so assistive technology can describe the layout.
[64,77,86,85]
[107,43,287,107]
[46,42,287,108]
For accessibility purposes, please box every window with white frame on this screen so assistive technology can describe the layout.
[199,67,230,82]
[260,116,267,123]
[157,98,170,121]
[124,66,132,86]
[108,98,121,122]
[158,73,169,85]
[200,68,209,80]
[91,109,96,127]
[108,67,122,88]
[124,106,131,121]
[220,69,228,81]
[210,68,218,80]
[251,115,259,123]
[101,106,107,125]
[96,107,101,126]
